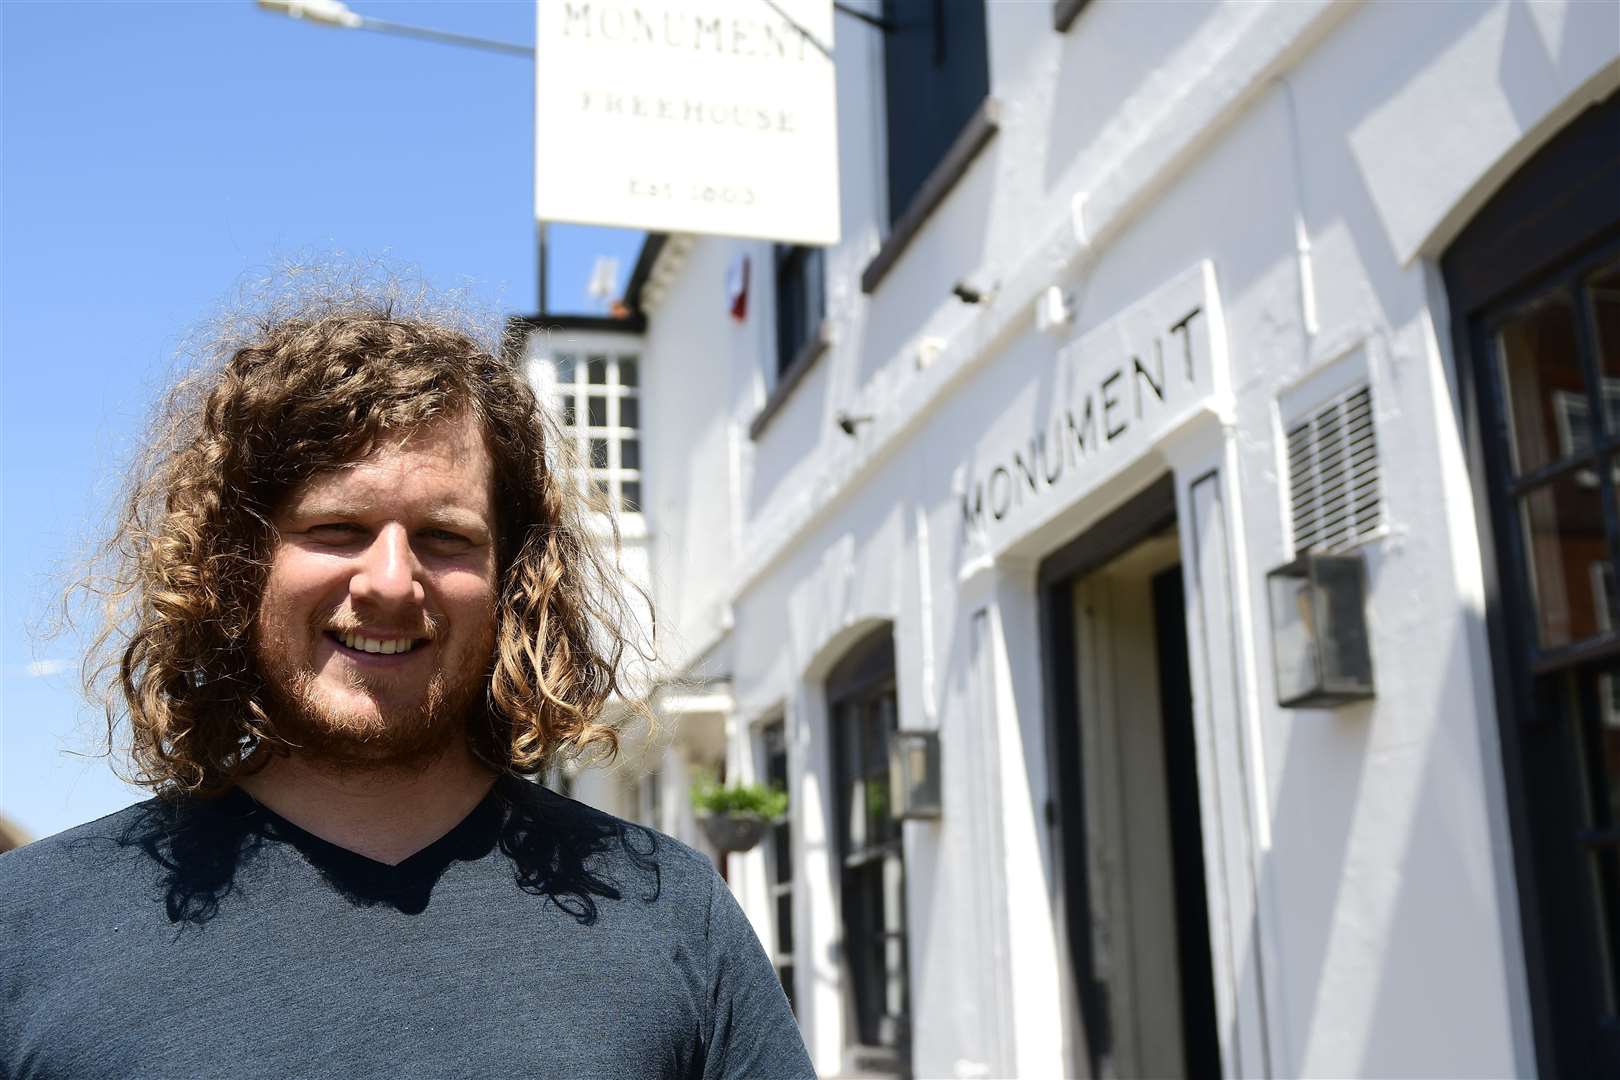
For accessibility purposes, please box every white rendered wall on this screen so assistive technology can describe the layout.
[637,238,752,678]
[622,0,1620,1076]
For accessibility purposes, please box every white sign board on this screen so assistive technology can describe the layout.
[959,261,1227,553]
[535,1,840,245]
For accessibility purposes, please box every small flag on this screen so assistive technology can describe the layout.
[727,254,751,322]
[587,256,620,311]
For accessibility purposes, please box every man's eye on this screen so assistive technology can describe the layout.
[422,529,472,549]
[306,523,365,543]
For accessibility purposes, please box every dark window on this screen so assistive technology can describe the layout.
[828,628,910,1075]
[1443,89,1620,1077]
[881,0,989,227]
[761,720,797,1014]
[775,244,826,377]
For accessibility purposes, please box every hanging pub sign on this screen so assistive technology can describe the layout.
[535,1,840,245]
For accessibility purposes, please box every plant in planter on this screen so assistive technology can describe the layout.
[691,779,788,853]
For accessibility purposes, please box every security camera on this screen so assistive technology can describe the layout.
[836,411,874,437]
[952,276,998,305]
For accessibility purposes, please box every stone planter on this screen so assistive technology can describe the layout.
[698,812,770,853]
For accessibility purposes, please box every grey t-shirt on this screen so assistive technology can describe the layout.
[0,776,812,1080]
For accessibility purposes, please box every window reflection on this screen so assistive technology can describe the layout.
[1588,257,1620,388]
[1518,470,1615,649]
[1498,291,1583,475]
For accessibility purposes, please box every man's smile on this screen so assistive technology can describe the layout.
[326,630,432,658]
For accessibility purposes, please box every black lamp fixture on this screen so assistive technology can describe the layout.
[1266,551,1376,708]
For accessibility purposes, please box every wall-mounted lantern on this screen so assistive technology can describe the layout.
[1267,551,1375,708]
[889,731,942,820]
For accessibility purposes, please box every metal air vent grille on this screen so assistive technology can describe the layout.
[1287,385,1381,551]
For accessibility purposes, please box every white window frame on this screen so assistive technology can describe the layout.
[528,336,644,518]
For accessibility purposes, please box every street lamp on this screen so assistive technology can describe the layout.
[256,0,531,58]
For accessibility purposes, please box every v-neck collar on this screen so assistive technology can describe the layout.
[221,779,508,901]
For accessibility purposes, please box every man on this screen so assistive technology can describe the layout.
[0,291,813,1079]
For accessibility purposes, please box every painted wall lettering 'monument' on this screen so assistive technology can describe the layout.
[960,261,1227,549]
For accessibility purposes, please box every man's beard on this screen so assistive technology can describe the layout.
[255,617,496,774]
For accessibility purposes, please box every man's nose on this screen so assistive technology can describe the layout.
[349,523,426,609]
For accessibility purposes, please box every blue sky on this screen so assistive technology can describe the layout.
[1,0,644,841]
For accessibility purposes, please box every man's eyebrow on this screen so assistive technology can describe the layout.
[281,495,372,520]
[278,500,489,531]
[420,509,491,534]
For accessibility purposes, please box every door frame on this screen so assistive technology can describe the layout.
[1036,473,1180,1077]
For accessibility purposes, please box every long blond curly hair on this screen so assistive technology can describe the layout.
[74,271,651,796]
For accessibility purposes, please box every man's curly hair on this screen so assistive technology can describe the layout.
[74,271,651,796]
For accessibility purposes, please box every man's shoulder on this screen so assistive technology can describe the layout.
[0,799,164,877]
[0,799,176,927]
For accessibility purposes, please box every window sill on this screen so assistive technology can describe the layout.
[748,318,833,442]
[860,97,1002,296]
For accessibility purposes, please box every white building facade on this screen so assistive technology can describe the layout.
[520,2,1620,1075]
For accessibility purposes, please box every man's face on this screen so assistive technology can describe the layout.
[254,412,500,768]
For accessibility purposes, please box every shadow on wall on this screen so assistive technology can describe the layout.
[1043,0,1225,196]
[1320,0,1486,335]
[747,350,834,533]
[1232,583,1517,1077]
[852,141,999,391]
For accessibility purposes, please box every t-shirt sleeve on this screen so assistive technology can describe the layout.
[699,865,815,1080]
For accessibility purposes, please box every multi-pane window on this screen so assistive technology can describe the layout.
[1551,382,1620,460]
[1445,88,1620,1074]
[550,350,643,514]
[760,720,797,1013]
[1493,258,1620,653]
[774,244,825,377]
[880,0,989,226]
[829,630,910,1076]
[1482,246,1620,1054]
